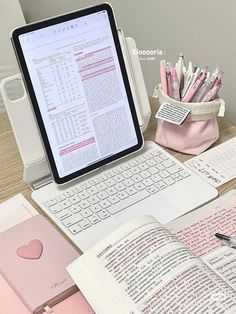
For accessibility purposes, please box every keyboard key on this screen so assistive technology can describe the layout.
[69,205,81,214]
[69,223,82,235]
[87,186,99,195]
[121,163,130,170]
[97,191,109,200]
[146,185,159,194]
[143,152,153,160]
[155,181,167,190]
[130,167,140,175]
[88,178,100,185]
[152,173,162,182]
[90,204,102,213]
[154,156,163,163]
[62,213,83,227]
[163,177,175,186]
[138,163,149,171]
[97,209,110,220]
[114,174,124,183]
[179,170,191,178]
[72,186,83,194]
[117,191,129,200]
[156,163,165,171]
[105,178,116,187]
[78,191,90,200]
[171,173,183,181]
[81,208,93,218]
[56,209,72,220]
[146,159,156,167]
[49,205,62,214]
[140,170,151,179]
[128,159,138,167]
[96,182,107,191]
[64,190,74,198]
[151,150,162,156]
[123,178,134,187]
[126,186,137,195]
[108,195,120,204]
[88,195,100,205]
[162,159,176,168]
[79,200,91,209]
[113,167,122,174]
[89,214,101,225]
[107,190,149,215]
[79,219,92,229]
[69,195,80,204]
[80,182,91,190]
[143,178,154,187]
[134,182,146,191]
[97,174,108,181]
[148,166,159,175]
[107,187,117,196]
[122,170,133,179]
[99,199,111,209]
[55,195,66,202]
[44,198,57,207]
[159,170,170,179]
[159,153,169,161]
[115,182,126,191]
[59,199,71,209]
[136,156,146,163]
[167,164,183,175]
[132,174,143,183]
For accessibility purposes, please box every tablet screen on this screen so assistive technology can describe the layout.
[12,4,143,184]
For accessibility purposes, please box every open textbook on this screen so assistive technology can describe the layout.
[67,199,236,314]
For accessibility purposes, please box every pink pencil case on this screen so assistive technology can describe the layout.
[153,84,225,155]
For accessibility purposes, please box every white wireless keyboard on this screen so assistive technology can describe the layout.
[41,148,190,236]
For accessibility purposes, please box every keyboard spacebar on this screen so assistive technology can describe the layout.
[107,190,150,215]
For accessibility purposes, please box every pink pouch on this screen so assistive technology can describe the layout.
[153,85,225,155]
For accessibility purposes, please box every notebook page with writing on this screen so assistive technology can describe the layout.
[166,190,236,291]
[184,137,236,187]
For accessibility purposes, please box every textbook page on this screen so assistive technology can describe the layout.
[166,190,236,291]
[67,215,236,314]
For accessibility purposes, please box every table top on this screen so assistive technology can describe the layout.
[1,97,236,211]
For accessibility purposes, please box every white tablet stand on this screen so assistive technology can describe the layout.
[0,29,151,189]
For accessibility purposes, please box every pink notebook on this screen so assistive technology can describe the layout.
[0,215,80,313]
[1,274,94,314]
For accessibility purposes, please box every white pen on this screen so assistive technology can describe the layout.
[181,62,193,98]
[175,53,185,91]
[215,233,236,249]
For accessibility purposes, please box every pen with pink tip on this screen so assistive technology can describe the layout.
[183,67,208,102]
[160,60,168,94]
[170,68,180,100]
[202,72,223,102]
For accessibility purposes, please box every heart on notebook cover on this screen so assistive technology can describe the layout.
[17,239,43,260]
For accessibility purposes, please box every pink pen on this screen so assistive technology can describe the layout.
[202,73,223,102]
[166,63,173,98]
[170,68,180,100]
[160,60,168,94]
[183,67,208,102]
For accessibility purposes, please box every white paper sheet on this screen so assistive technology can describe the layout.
[0,194,38,233]
[184,137,236,187]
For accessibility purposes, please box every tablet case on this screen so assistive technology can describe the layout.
[0,30,151,187]
[0,215,80,314]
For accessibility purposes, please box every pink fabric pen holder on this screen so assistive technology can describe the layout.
[153,84,225,155]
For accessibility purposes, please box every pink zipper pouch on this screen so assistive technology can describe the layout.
[153,85,225,155]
